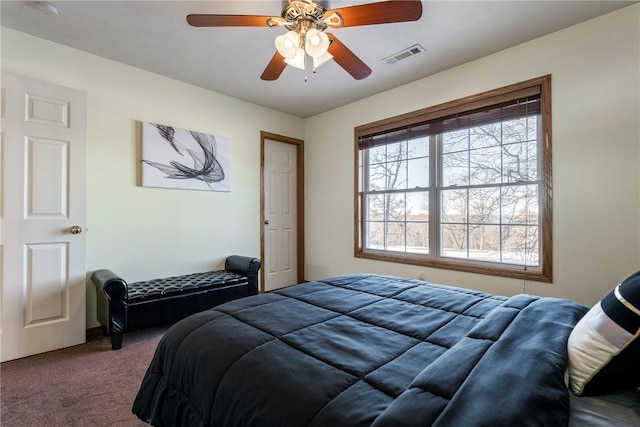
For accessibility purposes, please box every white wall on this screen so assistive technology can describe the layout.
[1,28,305,328]
[304,4,640,306]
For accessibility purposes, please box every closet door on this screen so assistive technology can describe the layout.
[262,136,305,292]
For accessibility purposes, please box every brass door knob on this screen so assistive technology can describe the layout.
[69,225,83,234]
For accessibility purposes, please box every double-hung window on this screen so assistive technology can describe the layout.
[355,76,552,282]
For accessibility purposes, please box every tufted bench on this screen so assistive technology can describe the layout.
[92,255,261,350]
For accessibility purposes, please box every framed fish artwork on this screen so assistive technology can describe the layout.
[141,122,232,192]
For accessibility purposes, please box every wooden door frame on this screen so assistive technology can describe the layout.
[260,131,305,292]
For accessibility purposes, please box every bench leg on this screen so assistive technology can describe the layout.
[111,334,123,350]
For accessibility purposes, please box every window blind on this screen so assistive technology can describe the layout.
[359,92,541,149]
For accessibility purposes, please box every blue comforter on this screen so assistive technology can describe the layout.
[133,274,588,426]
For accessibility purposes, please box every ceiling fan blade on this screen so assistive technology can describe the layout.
[186,14,272,27]
[328,1,422,27]
[261,52,287,81]
[326,34,372,80]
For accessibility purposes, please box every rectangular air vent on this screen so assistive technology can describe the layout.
[382,44,426,65]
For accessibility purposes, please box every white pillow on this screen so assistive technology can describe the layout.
[567,272,640,395]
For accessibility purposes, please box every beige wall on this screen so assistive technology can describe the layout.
[1,28,305,328]
[304,4,640,306]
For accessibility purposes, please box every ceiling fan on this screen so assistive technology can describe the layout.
[187,1,423,81]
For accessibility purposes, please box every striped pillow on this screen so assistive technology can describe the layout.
[568,271,640,395]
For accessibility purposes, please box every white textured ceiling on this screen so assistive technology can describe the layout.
[1,1,636,117]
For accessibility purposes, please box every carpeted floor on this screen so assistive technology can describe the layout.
[1,326,167,427]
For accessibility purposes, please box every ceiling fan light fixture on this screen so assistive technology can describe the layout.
[275,31,300,59]
[305,29,330,57]
[312,51,333,72]
[284,48,306,70]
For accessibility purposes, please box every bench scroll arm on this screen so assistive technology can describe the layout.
[225,255,261,296]
[92,269,127,349]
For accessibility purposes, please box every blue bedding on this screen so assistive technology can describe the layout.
[132,274,588,426]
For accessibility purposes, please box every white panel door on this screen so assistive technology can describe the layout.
[1,73,87,362]
[263,139,297,292]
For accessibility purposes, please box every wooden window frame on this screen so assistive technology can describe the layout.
[354,75,552,282]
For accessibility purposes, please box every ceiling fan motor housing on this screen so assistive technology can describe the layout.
[281,1,330,29]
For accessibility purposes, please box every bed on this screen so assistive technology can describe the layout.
[132,273,640,426]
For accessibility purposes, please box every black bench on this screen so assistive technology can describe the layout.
[92,255,261,350]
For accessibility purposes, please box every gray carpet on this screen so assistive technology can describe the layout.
[1,326,167,427]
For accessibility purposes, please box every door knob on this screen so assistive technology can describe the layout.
[69,225,83,234]
[264,220,269,225]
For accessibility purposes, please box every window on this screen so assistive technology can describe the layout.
[355,76,552,282]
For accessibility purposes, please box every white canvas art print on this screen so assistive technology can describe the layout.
[141,122,232,191]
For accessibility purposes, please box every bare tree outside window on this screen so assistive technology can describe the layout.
[440,117,539,265]
[365,138,429,254]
